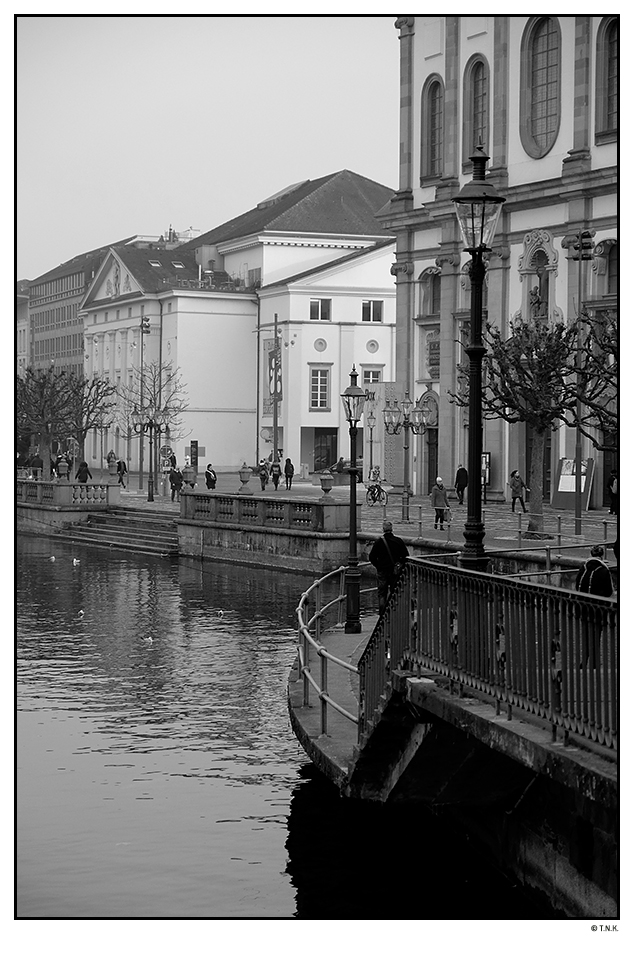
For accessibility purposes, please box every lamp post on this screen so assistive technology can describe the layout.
[366,411,376,473]
[452,145,505,570]
[383,392,426,521]
[572,229,595,535]
[138,315,150,491]
[132,407,168,503]
[341,366,366,634]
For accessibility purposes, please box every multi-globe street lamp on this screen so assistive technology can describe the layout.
[383,392,426,522]
[132,407,169,503]
[340,366,366,634]
[452,145,505,570]
[366,411,377,472]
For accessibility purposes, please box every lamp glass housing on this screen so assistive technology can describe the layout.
[341,366,366,424]
[454,198,503,251]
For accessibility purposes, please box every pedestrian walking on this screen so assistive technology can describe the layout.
[270,458,282,490]
[116,458,127,488]
[575,545,614,669]
[284,458,295,490]
[169,466,183,502]
[454,464,468,505]
[205,463,217,490]
[75,461,92,483]
[369,520,409,616]
[331,457,346,474]
[430,477,450,530]
[30,452,43,480]
[509,470,529,513]
[258,459,269,491]
[607,469,617,515]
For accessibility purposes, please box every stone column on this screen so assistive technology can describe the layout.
[562,16,592,177]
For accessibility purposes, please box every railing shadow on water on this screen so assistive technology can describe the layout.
[357,557,617,753]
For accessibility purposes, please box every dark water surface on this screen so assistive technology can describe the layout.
[17,535,564,919]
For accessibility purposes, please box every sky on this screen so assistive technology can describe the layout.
[16,14,400,281]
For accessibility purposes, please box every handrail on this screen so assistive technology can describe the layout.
[358,557,618,751]
[295,562,375,735]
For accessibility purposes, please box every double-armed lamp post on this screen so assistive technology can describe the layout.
[452,146,505,570]
[132,407,169,502]
[383,392,426,521]
[341,366,366,634]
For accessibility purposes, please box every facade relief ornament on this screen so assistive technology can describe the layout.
[123,273,132,293]
[435,252,461,270]
[390,261,414,277]
[516,229,563,326]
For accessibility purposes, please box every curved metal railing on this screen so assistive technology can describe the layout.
[295,563,375,734]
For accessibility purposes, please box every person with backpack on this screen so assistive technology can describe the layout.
[270,458,282,490]
[369,519,409,616]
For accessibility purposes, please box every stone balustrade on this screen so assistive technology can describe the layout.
[180,491,354,533]
[16,479,121,509]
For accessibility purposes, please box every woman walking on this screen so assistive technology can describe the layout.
[430,477,450,530]
[509,470,528,513]
[284,458,295,490]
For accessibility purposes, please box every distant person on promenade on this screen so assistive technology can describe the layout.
[607,469,618,516]
[169,466,183,502]
[258,460,269,491]
[270,458,282,490]
[284,458,295,490]
[75,461,92,483]
[454,464,468,505]
[205,464,217,490]
[509,470,529,513]
[116,458,127,488]
[369,520,409,616]
[30,452,43,480]
[430,477,450,530]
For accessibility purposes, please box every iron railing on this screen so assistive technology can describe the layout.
[358,558,617,751]
[295,563,376,734]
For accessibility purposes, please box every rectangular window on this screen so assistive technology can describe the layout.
[310,368,330,409]
[362,300,383,323]
[309,299,331,321]
[363,369,382,385]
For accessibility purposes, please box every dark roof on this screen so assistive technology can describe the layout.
[31,236,137,285]
[108,246,201,293]
[259,237,395,290]
[179,170,395,249]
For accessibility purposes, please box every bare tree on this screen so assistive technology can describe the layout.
[16,368,75,480]
[450,317,579,536]
[65,374,118,462]
[560,309,617,447]
[116,362,190,472]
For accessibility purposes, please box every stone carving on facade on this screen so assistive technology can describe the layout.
[123,273,132,293]
[591,239,615,276]
[390,261,414,277]
[516,229,563,325]
[106,279,113,297]
[435,252,461,270]
[113,262,120,297]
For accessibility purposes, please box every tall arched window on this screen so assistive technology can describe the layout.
[520,17,561,158]
[462,56,490,166]
[420,76,444,181]
[418,268,441,317]
[596,17,618,144]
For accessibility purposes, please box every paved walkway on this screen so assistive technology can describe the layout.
[116,470,618,567]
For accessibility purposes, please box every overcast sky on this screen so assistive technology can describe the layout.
[16,14,399,281]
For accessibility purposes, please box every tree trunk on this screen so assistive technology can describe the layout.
[526,428,545,535]
[40,435,53,482]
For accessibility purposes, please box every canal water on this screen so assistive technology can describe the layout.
[17,535,566,920]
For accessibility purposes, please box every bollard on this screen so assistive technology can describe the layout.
[418,504,423,539]
[557,516,562,551]
[320,654,328,734]
[517,512,522,548]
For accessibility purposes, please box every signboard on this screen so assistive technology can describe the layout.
[160,445,173,459]
[481,452,491,485]
[190,440,199,467]
[268,345,282,400]
[551,458,594,510]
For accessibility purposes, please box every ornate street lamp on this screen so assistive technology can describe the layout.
[132,406,169,502]
[366,411,377,475]
[452,145,505,570]
[341,366,366,634]
[382,391,426,521]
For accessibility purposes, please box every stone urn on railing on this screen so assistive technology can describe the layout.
[320,470,335,502]
[238,462,254,495]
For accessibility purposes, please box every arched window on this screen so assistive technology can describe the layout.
[420,76,444,181]
[462,56,490,166]
[418,268,441,316]
[607,245,618,295]
[596,17,618,144]
[520,17,561,158]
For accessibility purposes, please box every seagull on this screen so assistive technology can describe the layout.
[78,609,85,618]
[72,558,80,566]
[49,556,55,562]
[145,636,154,645]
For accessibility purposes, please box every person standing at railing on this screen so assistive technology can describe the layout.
[369,519,409,616]
[75,461,92,483]
[575,545,614,670]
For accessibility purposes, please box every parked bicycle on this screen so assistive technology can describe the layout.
[366,481,388,507]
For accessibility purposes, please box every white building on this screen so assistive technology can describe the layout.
[381,16,617,505]
[80,170,397,476]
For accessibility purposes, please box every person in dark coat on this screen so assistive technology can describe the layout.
[454,464,468,505]
[75,461,92,483]
[369,520,409,616]
[509,470,528,512]
[284,458,295,490]
[116,458,127,488]
[205,464,217,489]
[258,460,269,491]
[606,469,617,515]
[270,458,282,490]
[169,466,183,501]
[430,477,450,530]
[30,453,43,479]
[575,545,614,669]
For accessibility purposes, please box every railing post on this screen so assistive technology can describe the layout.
[338,567,346,625]
[303,628,310,707]
[517,512,522,548]
[321,653,328,734]
[557,515,562,551]
[418,504,423,539]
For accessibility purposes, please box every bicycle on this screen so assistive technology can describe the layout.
[366,481,388,507]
